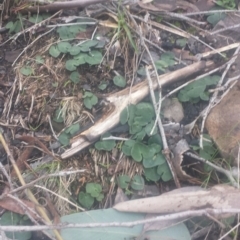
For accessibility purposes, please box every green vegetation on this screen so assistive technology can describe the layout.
[216,0,236,9]
[78,183,104,209]
[178,75,220,103]
[94,102,173,183]
[0,212,32,240]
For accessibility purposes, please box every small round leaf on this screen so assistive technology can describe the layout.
[78,192,94,209]
[49,45,61,58]
[113,75,126,88]
[131,175,145,190]
[69,71,80,83]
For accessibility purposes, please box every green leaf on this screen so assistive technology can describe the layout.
[78,192,94,209]
[145,120,157,136]
[7,20,22,34]
[122,140,135,156]
[157,162,173,182]
[0,212,32,240]
[69,24,86,34]
[98,81,108,90]
[207,11,226,25]
[117,175,131,189]
[131,142,147,162]
[144,167,161,182]
[5,21,14,30]
[74,53,87,65]
[65,59,79,71]
[60,208,191,240]
[200,91,209,101]
[79,40,99,52]
[86,183,102,198]
[155,52,175,71]
[135,102,155,120]
[133,129,146,141]
[69,45,81,55]
[28,14,43,23]
[58,132,70,146]
[57,42,72,53]
[35,55,44,64]
[120,107,129,125]
[69,71,80,83]
[96,193,104,201]
[113,75,126,88]
[57,25,86,40]
[148,134,163,145]
[143,153,166,168]
[65,123,80,135]
[57,26,72,40]
[130,175,144,190]
[216,0,236,9]
[83,92,98,109]
[49,45,61,58]
[120,105,136,125]
[20,66,33,76]
[95,132,116,151]
[178,75,220,103]
[85,50,102,65]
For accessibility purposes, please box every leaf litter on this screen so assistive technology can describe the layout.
[1,0,240,239]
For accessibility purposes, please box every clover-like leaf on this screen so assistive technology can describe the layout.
[157,163,172,182]
[130,122,143,135]
[69,71,80,83]
[145,120,157,136]
[122,140,135,156]
[148,134,163,146]
[85,50,102,65]
[73,53,87,65]
[143,153,166,168]
[113,75,126,88]
[57,42,72,53]
[79,40,99,52]
[117,175,131,189]
[58,132,70,146]
[130,175,145,190]
[144,167,161,182]
[49,45,61,58]
[69,45,81,55]
[86,183,102,198]
[35,55,44,64]
[131,142,148,162]
[95,132,116,151]
[96,193,104,202]
[65,59,79,71]
[135,102,155,120]
[78,192,94,209]
[98,81,108,90]
[83,92,98,109]
[65,123,80,135]
[20,66,33,76]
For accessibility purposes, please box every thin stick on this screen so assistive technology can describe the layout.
[145,67,180,188]
[184,152,237,187]
[1,208,240,231]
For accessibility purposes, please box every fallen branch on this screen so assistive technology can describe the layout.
[61,60,214,159]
